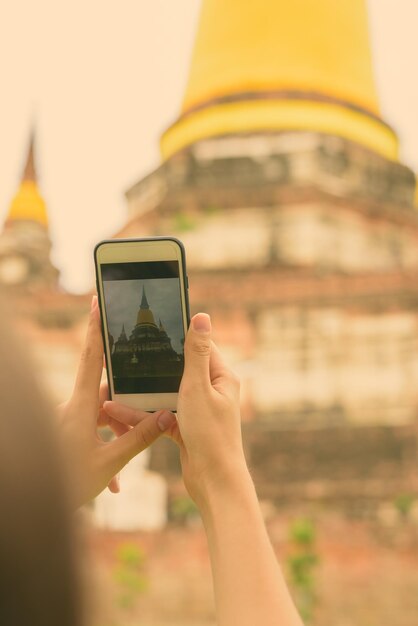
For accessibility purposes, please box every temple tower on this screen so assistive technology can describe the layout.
[0,128,90,403]
[120,0,418,505]
[0,129,59,289]
[162,0,397,160]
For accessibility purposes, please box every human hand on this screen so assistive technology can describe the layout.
[59,295,176,508]
[104,313,248,508]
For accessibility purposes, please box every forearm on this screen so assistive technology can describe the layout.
[200,467,303,626]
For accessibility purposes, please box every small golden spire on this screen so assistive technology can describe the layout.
[7,127,48,227]
[22,128,37,183]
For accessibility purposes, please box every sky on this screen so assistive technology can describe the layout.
[0,0,417,293]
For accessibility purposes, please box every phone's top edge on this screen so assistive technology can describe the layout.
[94,236,186,262]
[96,237,186,259]
[95,236,185,246]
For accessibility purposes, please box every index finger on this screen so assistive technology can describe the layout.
[103,400,160,427]
[73,296,103,401]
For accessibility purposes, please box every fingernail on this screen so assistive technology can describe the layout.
[90,295,97,312]
[157,410,176,432]
[91,295,100,321]
[192,313,211,333]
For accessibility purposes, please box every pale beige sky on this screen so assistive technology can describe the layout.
[0,0,417,293]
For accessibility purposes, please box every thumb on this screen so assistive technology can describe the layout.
[183,313,212,386]
[105,410,176,469]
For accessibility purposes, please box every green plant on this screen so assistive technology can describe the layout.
[174,211,197,232]
[289,518,316,546]
[170,494,199,524]
[288,553,319,588]
[394,493,415,520]
[287,518,319,625]
[113,542,148,609]
[203,204,220,215]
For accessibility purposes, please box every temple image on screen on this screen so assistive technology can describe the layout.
[109,284,184,386]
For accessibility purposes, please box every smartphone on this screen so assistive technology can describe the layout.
[94,237,190,412]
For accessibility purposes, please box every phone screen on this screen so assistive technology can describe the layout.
[101,260,185,394]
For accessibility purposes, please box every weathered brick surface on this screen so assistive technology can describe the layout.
[244,422,418,505]
[150,423,418,508]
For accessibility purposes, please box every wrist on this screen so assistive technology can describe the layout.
[193,456,254,517]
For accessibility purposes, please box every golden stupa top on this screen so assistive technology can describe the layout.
[136,287,157,326]
[161,0,398,161]
[8,130,48,227]
[137,308,157,326]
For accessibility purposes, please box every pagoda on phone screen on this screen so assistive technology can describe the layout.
[111,285,183,384]
[116,0,418,505]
